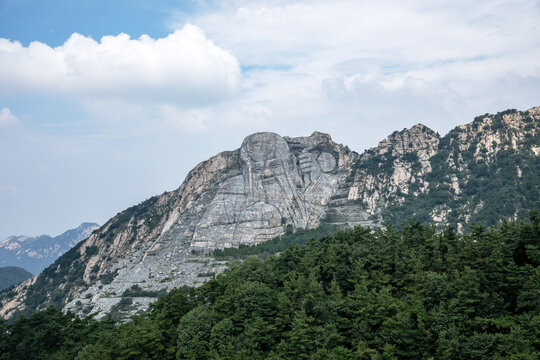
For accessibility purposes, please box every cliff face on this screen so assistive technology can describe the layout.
[348,124,440,214]
[1,132,357,318]
[350,107,540,230]
[1,107,539,319]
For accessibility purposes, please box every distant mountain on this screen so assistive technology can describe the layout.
[0,107,538,320]
[0,266,32,291]
[0,223,99,275]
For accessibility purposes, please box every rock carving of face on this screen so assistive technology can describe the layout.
[240,133,297,196]
[251,158,286,186]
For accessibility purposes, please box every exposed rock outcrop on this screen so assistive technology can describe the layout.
[1,107,539,319]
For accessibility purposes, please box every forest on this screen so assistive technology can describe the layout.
[0,213,539,359]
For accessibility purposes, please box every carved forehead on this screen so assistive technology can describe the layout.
[240,132,290,163]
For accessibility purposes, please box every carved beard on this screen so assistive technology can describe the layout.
[244,158,308,229]
[263,173,308,229]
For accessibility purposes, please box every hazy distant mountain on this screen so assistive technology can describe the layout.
[0,223,99,275]
[0,266,32,291]
[1,107,538,320]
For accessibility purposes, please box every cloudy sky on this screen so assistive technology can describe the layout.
[1,0,539,239]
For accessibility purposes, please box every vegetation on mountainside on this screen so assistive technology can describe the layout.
[212,222,339,259]
[385,143,540,227]
[362,110,540,228]
[2,108,537,320]
[0,195,171,317]
[1,213,539,359]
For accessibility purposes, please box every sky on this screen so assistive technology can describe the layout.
[0,0,539,239]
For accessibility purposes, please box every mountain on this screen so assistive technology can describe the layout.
[0,266,32,291]
[0,106,538,320]
[0,223,100,275]
[350,107,540,230]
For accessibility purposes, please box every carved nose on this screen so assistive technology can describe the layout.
[263,168,273,177]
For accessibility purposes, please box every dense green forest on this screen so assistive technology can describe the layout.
[212,223,339,259]
[1,214,539,359]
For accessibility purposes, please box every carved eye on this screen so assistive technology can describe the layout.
[271,162,280,169]
[253,167,263,174]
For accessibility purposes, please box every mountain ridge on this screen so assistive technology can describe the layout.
[1,106,538,319]
[0,223,100,275]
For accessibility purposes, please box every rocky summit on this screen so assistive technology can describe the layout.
[1,107,539,319]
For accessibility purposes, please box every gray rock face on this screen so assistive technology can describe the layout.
[4,107,538,320]
[61,131,355,318]
[192,132,341,250]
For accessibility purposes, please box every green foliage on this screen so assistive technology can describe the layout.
[99,269,118,285]
[1,215,539,359]
[106,196,161,237]
[84,246,98,257]
[383,134,540,228]
[0,306,114,360]
[122,284,167,298]
[212,222,339,259]
[19,242,87,314]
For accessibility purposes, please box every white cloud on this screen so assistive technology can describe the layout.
[190,0,540,69]
[0,24,241,105]
[162,0,540,146]
[2,0,540,241]
[0,107,20,129]
[2,0,540,142]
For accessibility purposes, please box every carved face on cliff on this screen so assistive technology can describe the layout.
[192,132,340,249]
[240,133,301,199]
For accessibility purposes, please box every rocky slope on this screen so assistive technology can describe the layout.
[1,107,538,319]
[364,107,540,230]
[0,223,99,274]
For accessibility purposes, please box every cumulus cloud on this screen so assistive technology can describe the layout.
[0,108,20,129]
[0,24,241,105]
[2,0,539,141]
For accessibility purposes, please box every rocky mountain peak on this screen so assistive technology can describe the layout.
[1,107,538,320]
[457,107,539,133]
[448,107,539,163]
[1,130,356,319]
[528,106,540,115]
[375,123,440,157]
[309,131,333,142]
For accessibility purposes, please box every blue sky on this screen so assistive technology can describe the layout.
[0,0,184,46]
[1,0,539,239]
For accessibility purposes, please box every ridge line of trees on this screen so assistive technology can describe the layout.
[1,213,539,359]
